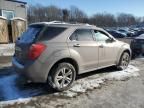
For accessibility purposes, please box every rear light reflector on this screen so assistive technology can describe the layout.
[28,43,46,60]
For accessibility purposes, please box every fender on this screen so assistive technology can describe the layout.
[116,43,131,65]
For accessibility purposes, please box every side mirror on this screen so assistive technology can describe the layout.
[106,38,115,43]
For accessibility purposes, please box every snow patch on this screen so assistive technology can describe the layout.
[0,44,15,56]
[137,55,144,60]
[61,65,139,97]
[0,98,36,107]
[62,91,77,98]
[0,16,7,20]
[104,65,139,81]
[11,17,26,21]
[0,65,140,105]
[0,62,12,67]
[70,78,103,93]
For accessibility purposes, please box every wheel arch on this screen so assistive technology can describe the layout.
[47,57,79,78]
[116,48,131,65]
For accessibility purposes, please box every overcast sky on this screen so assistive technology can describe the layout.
[22,0,144,17]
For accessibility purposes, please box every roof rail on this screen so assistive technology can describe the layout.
[48,21,67,24]
[48,21,91,25]
[31,21,95,27]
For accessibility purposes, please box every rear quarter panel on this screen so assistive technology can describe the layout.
[34,41,71,81]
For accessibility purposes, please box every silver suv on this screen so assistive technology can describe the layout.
[12,21,131,91]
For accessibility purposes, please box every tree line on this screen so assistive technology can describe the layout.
[28,4,144,27]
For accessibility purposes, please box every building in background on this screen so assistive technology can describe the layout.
[0,0,27,43]
[0,0,27,20]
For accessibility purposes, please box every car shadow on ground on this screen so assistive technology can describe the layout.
[77,66,118,80]
[0,66,55,102]
[0,66,119,102]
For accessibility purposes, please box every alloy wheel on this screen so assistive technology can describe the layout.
[55,67,73,88]
[120,52,130,69]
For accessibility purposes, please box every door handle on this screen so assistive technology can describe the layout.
[73,44,80,47]
[99,44,104,48]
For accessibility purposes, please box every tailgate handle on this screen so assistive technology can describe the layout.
[73,44,80,47]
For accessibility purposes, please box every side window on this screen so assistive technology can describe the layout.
[40,27,66,40]
[94,30,110,42]
[69,32,77,41]
[70,29,94,41]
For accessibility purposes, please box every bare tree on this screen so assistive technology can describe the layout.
[27,4,143,27]
[62,9,69,22]
[90,13,116,27]
[28,4,63,23]
[117,13,137,27]
[45,5,63,21]
[69,6,88,23]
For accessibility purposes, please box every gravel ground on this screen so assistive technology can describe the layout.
[0,57,144,108]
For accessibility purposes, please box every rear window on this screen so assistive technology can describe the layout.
[20,25,43,43]
[40,27,67,40]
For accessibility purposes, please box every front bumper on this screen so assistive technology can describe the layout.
[12,57,47,83]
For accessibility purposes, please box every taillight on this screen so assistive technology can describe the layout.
[28,43,46,60]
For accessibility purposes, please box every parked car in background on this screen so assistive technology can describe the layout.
[106,30,126,38]
[132,29,144,37]
[118,29,134,37]
[12,21,131,91]
[131,34,144,57]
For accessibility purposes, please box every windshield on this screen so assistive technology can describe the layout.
[20,25,43,43]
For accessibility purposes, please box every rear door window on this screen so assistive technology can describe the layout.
[20,25,43,43]
[40,27,67,40]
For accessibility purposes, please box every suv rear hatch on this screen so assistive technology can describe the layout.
[14,24,44,65]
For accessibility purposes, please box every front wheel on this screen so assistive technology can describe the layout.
[117,52,130,70]
[48,63,76,91]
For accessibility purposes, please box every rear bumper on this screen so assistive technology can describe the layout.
[12,58,24,70]
[12,57,48,83]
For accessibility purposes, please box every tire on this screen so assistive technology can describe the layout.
[131,52,136,59]
[48,62,76,92]
[117,52,130,70]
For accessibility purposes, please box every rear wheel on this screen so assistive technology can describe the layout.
[48,63,76,91]
[117,52,130,70]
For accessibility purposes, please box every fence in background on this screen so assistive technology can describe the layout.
[0,17,9,43]
[0,17,27,44]
[11,18,26,43]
